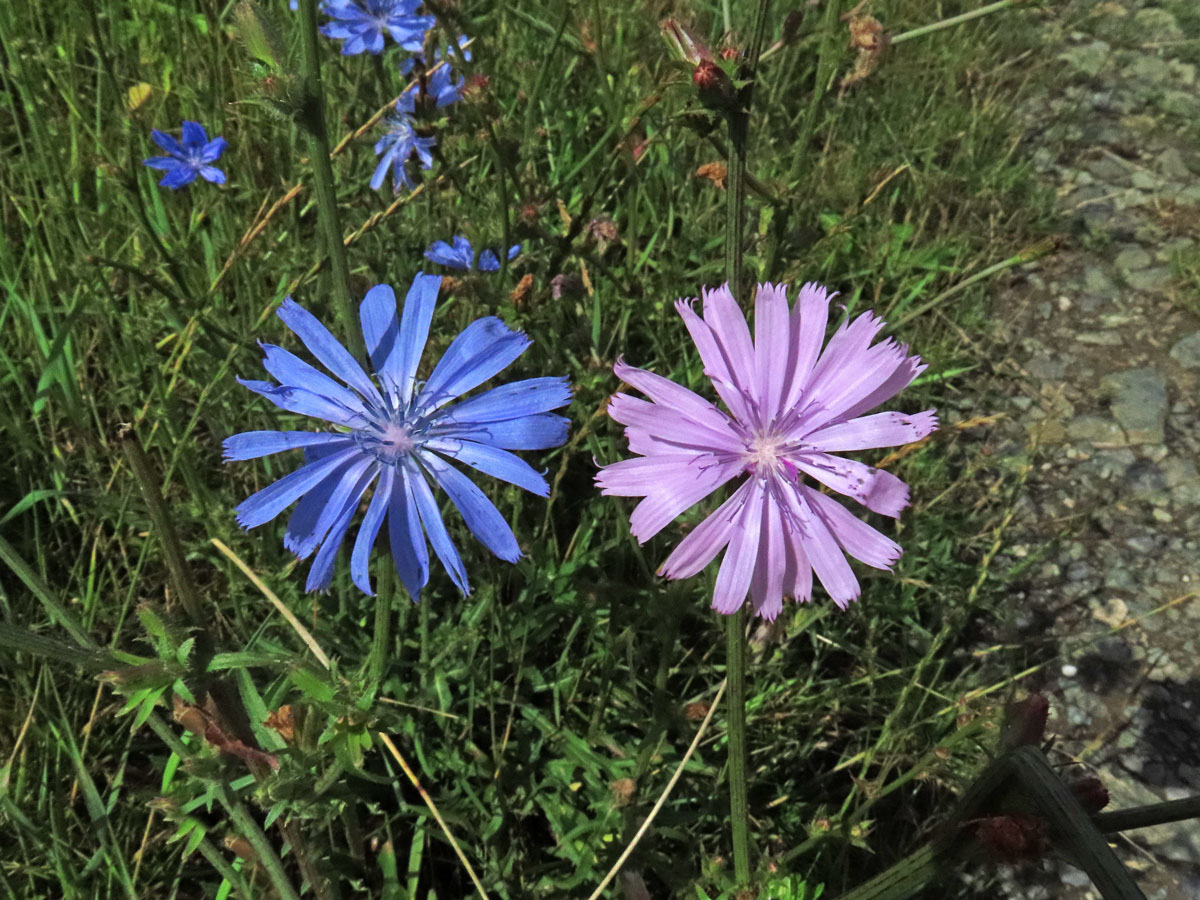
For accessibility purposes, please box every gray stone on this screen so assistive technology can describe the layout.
[1067,414,1126,445]
[1026,354,1069,380]
[1076,331,1124,346]
[1131,8,1183,42]
[1126,54,1171,85]
[1131,170,1158,190]
[1171,60,1197,87]
[1124,459,1166,496]
[1059,41,1110,77]
[1126,266,1172,291]
[1083,266,1118,299]
[1083,155,1129,183]
[1158,147,1192,180]
[1159,90,1200,117]
[1100,367,1168,444]
[1115,245,1152,273]
[1169,330,1200,368]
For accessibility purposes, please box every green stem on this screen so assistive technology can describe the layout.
[1094,795,1200,834]
[720,3,772,888]
[367,568,393,689]
[296,0,361,359]
[890,0,1021,45]
[725,611,751,885]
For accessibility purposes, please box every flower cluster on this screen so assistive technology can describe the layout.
[320,0,433,56]
[143,121,227,189]
[596,282,936,619]
[226,276,570,596]
[425,236,521,272]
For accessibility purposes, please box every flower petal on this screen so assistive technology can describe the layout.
[304,469,374,593]
[805,409,938,452]
[151,129,183,157]
[700,283,757,411]
[783,488,859,608]
[424,438,549,496]
[614,359,739,438]
[287,456,376,560]
[437,376,572,424]
[753,282,791,420]
[711,479,765,614]
[626,456,743,544]
[794,452,910,518]
[359,284,399,374]
[159,165,197,189]
[409,461,469,593]
[607,393,745,456]
[779,282,832,414]
[259,342,368,417]
[143,156,180,170]
[416,317,530,413]
[234,445,360,529]
[805,487,901,570]
[351,466,393,595]
[674,296,753,423]
[418,452,521,563]
[381,272,440,406]
[199,166,226,185]
[180,121,208,147]
[200,137,227,163]
[276,298,382,405]
[435,413,569,450]
[749,485,786,620]
[223,431,352,461]
[236,377,367,428]
[389,463,429,600]
[658,479,755,579]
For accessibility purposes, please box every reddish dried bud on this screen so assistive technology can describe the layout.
[1001,694,1050,750]
[462,74,490,99]
[684,701,709,721]
[1070,776,1110,814]
[550,273,582,300]
[693,60,739,115]
[518,202,540,225]
[588,215,619,251]
[970,813,1047,864]
[719,46,739,61]
[508,273,534,306]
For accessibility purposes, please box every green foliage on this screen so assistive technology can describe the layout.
[0,0,1052,897]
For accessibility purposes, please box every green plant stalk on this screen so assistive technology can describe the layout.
[1094,795,1200,834]
[725,611,751,885]
[890,0,1021,46]
[367,567,394,688]
[0,534,93,650]
[720,1,772,886]
[296,0,362,360]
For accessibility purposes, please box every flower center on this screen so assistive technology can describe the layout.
[356,418,416,465]
[744,431,799,482]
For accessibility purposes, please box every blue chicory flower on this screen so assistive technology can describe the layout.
[371,89,436,192]
[143,121,227,189]
[225,275,571,596]
[425,236,522,272]
[400,35,470,108]
[320,0,434,56]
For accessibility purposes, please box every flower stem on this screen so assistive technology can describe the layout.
[296,0,363,361]
[721,2,772,888]
[725,610,751,885]
[890,0,1021,46]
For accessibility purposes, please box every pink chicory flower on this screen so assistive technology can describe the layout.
[595,282,937,619]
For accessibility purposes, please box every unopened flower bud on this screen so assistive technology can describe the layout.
[693,60,739,114]
[1070,776,1110,814]
[970,813,1047,863]
[1000,693,1050,750]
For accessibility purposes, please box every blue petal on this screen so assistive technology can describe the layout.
[418,451,522,562]
[437,376,572,424]
[199,166,226,185]
[201,137,227,163]
[359,285,399,374]
[180,121,208,148]
[284,456,354,557]
[408,462,469,593]
[151,129,183,157]
[159,165,197,189]
[223,431,352,461]
[236,377,367,427]
[351,466,393,595]
[507,244,522,261]
[144,156,179,171]
[287,456,376,559]
[381,273,440,407]
[235,446,360,529]
[423,438,549,497]
[424,238,472,270]
[416,318,531,413]
[477,250,499,272]
[388,463,429,600]
[371,144,397,191]
[276,298,382,404]
[304,485,361,592]
[435,413,569,450]
[259,342,368,417]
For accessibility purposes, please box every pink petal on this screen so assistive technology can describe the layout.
[805,488,901,570]
[783,524,813,604]
[795,452,910,518]
[753,283,791,421]
[596,454,715,497]
[627,458,743,543]
[674,298,753,424]
[658,479,755,579]
[749,485,786,620]
[712,480,765,614]
[779,282,832,414]
[613,359,739,438]
[800,338,920,432]
[835,355,926,422]
[805,409,938,452]
[701,284,756,399]
[608,393,745,455]
[783,488,859,608]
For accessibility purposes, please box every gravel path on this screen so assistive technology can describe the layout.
[958,1,1200,897]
